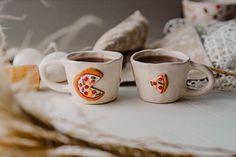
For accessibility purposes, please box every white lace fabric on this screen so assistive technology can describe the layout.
[163,18,236,91]
[203,21,236,91]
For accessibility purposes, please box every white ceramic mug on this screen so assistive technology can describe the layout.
[131,49,215,103]
[182,0,236,26]
[40,50,123,105]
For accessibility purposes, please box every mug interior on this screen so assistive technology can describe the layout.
[132,49,189,65]
[67,50,122,64]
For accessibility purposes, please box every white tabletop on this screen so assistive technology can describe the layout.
[17,87,236,156]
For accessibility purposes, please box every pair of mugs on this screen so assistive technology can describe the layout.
[40,48,214,104]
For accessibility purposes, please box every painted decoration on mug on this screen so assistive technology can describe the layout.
[74,68,104,101]
[150,74,168,94]
[182,0,236,25]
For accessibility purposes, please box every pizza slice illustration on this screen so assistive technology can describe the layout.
[150,74,168,94]
[74,68,104,101]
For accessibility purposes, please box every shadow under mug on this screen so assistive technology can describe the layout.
[39,50,123,105]
[131,48,215,103]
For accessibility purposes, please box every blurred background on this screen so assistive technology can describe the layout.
[1,0,181,51]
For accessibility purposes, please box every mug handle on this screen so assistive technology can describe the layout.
[184,61,214,97]
[39,60,69,93]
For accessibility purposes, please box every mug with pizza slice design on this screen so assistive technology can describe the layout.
[39,50,123,105]
[131,48,215,103]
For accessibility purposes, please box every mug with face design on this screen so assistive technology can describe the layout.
[39,50,123,105]
[131,48,215,104]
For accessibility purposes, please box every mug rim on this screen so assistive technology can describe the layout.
[65,50,123,65]
[131,48,190,65]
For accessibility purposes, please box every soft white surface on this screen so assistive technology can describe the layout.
[13,48,44,66]
[17,87,236,155]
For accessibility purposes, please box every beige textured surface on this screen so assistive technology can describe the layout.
[17,86,236,156]
[3,64,40,90]
[93,11,149,52]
